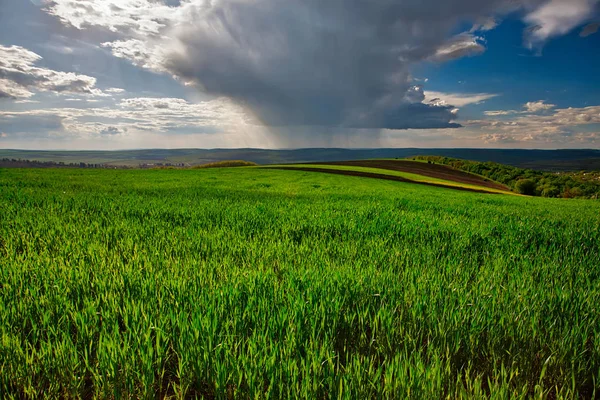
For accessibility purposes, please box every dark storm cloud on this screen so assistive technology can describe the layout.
[162,0,537,129]
[28,0,599,134]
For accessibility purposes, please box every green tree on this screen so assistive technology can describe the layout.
[540,185,560,198]
[514,179,536,196]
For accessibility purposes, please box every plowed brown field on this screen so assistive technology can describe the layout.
[312,160,510,191]
[272,166,504,194]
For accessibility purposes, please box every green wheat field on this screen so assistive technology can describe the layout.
[1,167,599,399]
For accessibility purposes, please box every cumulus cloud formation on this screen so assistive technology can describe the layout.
[523,100,556,113]
[45,0,177,35]
[0,79,34,99]
[160,1,491,129]
[469,105,600,144]
[0,95,279,148]
[45,0,571,131]
[32,0,600,134]
[102,39,168,73]
[0,45,103,99]
[0,96,253,138]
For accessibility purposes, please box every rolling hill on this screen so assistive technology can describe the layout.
[269,159,511,193]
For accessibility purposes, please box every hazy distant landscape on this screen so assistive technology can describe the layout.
[2,148,600,171]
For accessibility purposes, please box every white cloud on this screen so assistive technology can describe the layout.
[478,133,519,143]
[3,99,600,149]
[14,99,41,104]
[523,100,556,113]
[425,91,499,108]
[484,110,519,116]
[0,45,104,99]
[0,96,255,138]
[106,87,126,94]
[44,0,181,36]
[0,95,278,149]
[430,33,486,62]
[524,0,599,47]
[484,100,558,116]
[466,105,600,144]
[101,39,168,74]
[0,78,34,99]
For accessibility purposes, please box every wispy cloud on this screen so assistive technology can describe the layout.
[430,34,487,62]
[484,100,556,116]
[524,0,600,48]
[425,91,499,108]
[484,110,519,116]
[580,22,600,37]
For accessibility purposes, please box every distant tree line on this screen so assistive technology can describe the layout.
[140,162,188,169]
[192,160,257,169]
[0,158,187,169]
[0,158,133,169]
[413,156,600,199]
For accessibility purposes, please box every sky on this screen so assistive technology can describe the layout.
[0,0,599,150]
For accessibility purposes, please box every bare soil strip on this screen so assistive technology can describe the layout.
[312,160,510,191]
[271,166,501,194]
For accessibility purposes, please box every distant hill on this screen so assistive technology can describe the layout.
[1,148,600,171]
[413,155,600,199]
